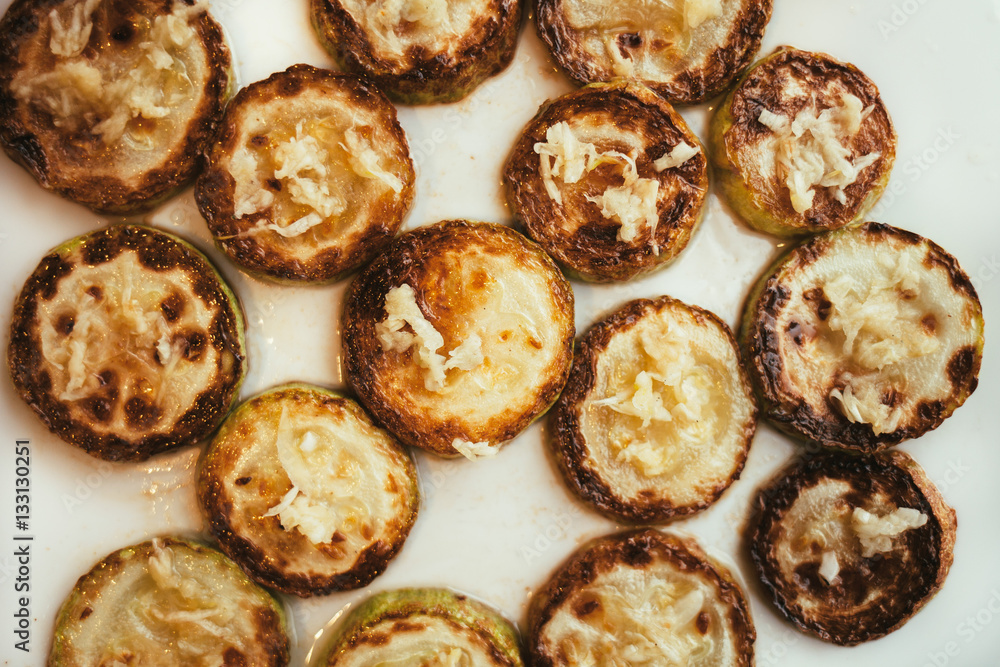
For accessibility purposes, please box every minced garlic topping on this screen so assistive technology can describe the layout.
[48,0,102,58]
[852,507,927,558]
[451,438,498,461]
[376,284,484,392]
[758,93,881,214]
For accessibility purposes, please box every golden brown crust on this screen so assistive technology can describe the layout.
[309,0,522,104]
[747,449,957,645]
[739,222,983,452]
[549,297,757,522]
[342,220,575,457]
[0,0,232,214]
[195,64,414,284]
[197,384,419,597]
[528,529,755,667]
[8,225,246,462]
[535,0,772,104]
[711,46,896,236]
[504,81,708,282]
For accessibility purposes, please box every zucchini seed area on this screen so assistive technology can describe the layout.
[10,0,213,175]
[771,232,980,436]
[581,305,752,505]
[36,250,222,438]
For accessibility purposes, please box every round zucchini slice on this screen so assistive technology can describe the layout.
[535,0,772,105]
[504,80,708,282]
[748,449,956,645]
[48,537,289,666]
[8,224,246,462]
[195,64,415,284]
[317,588,523,666]
[550,297,757,523]
[198,383,419,597]
[0,0,232,214]
[528,529,755,666]
[740,222,983,452]
[710,46,896,236]
[310,0,522,104]
[343,220,575,458]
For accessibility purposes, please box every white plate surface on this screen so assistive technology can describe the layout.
[1,1,999,665]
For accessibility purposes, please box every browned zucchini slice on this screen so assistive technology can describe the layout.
[740,222,983,452]
[195,64,414,284]
[197,383,419,596]
[550,296,757,523]
[317,588,523,666]
[748,449,957,645]
[535,0,772,104]
[343,220,575,458]
[0,0,232,214]
[48,537,289,666]
[504,80,708,282]
[7,224,246,462]
[528,529,755,666]
[310,0,522,104]
[710,46,896,236]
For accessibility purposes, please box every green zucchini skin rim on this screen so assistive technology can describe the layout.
[738,221,983,452]
[197,382,421,597]
[0,0,235,215]
[48,537,290,667]
[746,449,957,646]
[7,224,248,462]
[549,296,758,523]
[526,528,755,667]
[309,0,523,105]
[316,587,524,666]
[709,46,896,238]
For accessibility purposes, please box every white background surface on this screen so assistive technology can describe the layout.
[1,0,999,665]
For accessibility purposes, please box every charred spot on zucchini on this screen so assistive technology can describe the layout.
[343,220,575,458]
[0,0,233,214]
[309,0,522,104]
[504,80,708,282]
[748,449,956,645]
[8,224,246,462]
[710,46,896,236]
[48,537,289,666]
[317,588,524,666]
[740,222,983,452]
[195,64,414,284]
[528,529,755,666]
[550,296,757,523]
[535,0,772,105]
[198,383,419,597]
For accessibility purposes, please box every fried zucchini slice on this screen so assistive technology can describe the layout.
[195,64,415,284]
[528,529,755,666]
[48,537,289,666]
[504,81,708,282]
[550,297,757,523]
[535,0,772,104]
[343,220,575,458]
[317,588,523,666]
[740,222,983,452]
[710,47,896,236]
[0,0,232,214]
[8,225,246,462]
[748,449,956,645]
[198,383,419,596]
[310,0,522,104]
